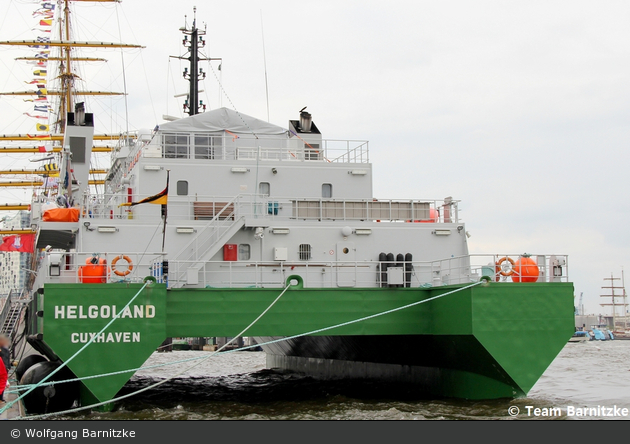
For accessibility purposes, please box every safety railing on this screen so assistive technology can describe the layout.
[79,193,460,223]
[40,251,166,284]
[154,134,369,164]
[165,253,569,289]
[35,251,569,289]
[0,292,13,332]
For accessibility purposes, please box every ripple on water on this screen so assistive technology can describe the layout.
[61,342,630,420]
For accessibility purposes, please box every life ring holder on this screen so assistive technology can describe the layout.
[111,255,133,277]
[495,257,515,281]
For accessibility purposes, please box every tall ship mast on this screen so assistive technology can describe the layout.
[600,271,629,333]
[0,3,575,417]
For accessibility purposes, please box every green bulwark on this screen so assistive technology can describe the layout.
[38,280,574,403]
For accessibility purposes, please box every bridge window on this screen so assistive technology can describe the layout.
[305,143,321,161]
[194,134,219,160]
[163,133,189,158]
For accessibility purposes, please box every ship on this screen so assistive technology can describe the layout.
[0,2,575,416]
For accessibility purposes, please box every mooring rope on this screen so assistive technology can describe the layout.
[14,280,484,420]
[0,281,150,416]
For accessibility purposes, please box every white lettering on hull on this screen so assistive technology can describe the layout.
[55,305,155,320]
[70,332,141,343]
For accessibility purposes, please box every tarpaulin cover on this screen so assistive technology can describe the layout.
[159,107,288,135]
[42,207,80,222]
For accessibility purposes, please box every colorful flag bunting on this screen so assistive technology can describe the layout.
[38,145,52,153]
[24,113,47,119]
[36,123,50,132]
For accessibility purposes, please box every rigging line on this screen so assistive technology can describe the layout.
[207,60,258,139]
[168,59,182,118]
[18,282,295,419]
[166,58,170,117]
[116,6,157,124]
[115,6,129,139]
[0,281,150,415]
[11,281,485,400]
[133,215,164,280]
[260,10,270,122]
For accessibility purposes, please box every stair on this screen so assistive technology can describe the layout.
[170,197,247,288]
[0,302,24,339]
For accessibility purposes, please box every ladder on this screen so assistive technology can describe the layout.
[0,289,26,339]
[0,302,23,338]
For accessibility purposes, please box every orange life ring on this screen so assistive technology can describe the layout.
[495,257,515,281]
[111,255,133,277]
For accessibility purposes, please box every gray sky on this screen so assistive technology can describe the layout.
[1,0,629,313]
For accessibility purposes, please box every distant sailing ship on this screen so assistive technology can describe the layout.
[600,271,629,336]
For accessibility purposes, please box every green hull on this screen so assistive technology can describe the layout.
[29,280,574,404]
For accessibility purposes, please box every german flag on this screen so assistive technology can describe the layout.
[119,172,169,207]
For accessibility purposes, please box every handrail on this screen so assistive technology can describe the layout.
[171,195,243,260]
[0,292,13,332]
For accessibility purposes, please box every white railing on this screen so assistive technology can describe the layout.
[166,253,569,289]
[80,193,460,223]
[40,251,166,284]
[156,135,369,164]
[38,252,569,288]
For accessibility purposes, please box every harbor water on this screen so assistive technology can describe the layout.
[63,340,630,420]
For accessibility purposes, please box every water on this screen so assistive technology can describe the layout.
[64,340,630,420]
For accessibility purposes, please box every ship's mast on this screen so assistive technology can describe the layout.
[171,7,220,116]
[600,273,629,332]
[60,0,74,131]
[0,0,143,193]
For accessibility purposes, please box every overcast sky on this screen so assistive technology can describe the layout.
[1,0,629,313]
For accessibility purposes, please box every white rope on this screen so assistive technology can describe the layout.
[0,281,149,415]
[14,280,483,420]
[17,281,293,420]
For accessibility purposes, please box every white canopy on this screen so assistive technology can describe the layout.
[159,107,288,135]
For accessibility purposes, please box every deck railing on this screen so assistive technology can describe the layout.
[42,252,569,288]
[79,193,460,223]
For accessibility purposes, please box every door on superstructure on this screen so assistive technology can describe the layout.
[336,242,356,287]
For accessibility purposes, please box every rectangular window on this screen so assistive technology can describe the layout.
[298,244,312,261]
[69,136,86,163]
[176,180,188,196]
[259,182,270,196]
[322,183,332,198]
[194,134,218,160]
[163,133,189,158]
[305,143,321,161]
[238,244,251,261]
